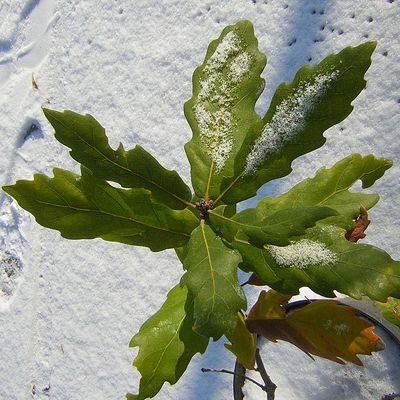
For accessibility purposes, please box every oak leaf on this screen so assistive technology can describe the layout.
[345,207,370,242]
[246,290,385,366]
[225,312,257,370]
[244,272,268,287]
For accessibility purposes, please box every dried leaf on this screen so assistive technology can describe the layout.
[246,290,385,365]
[345,207,370,242]
[244,272,267,287]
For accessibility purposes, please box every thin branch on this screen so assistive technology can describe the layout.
[233,361,246,400]
[255,348,277,400]
[201,368,267,392]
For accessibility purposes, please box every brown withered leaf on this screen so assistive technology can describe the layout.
[225,312,257,370]
[244,272,268,287]
[246,290,385,365]
[345,207,370,242]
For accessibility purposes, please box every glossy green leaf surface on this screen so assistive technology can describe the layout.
[181,223,246,339]
[209,205,337,246]
[219,41,377,204]
[129,284,208,399]
[235,225,400,301]
[256,154,392,230]
[43,108,193,210]
[185,20,266,200]
[3,167,198,252]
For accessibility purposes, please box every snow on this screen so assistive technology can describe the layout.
[204,31,241,73]
[266,239,338,269]
[229,51,251,82]
[0,1,399,399]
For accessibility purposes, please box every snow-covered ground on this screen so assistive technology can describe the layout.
[0,1,399,399]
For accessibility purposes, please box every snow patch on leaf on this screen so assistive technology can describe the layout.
[193,31,254,173]
[266,239,338,269]
[204,31,241,73]
[229,52,252,82]
[244,70,339,175]
[194,104,234,173]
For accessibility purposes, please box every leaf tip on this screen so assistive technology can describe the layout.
[2,185,13,195]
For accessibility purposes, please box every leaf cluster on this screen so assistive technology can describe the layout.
[3,20,400,399]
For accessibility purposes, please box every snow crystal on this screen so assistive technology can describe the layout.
[198,74,218,102]
[194,30,248,173]
[334,323,349,335]
[266,239,338,269]
[324,320,350,335]
[244,70,339,175]
[204,31,241,73]
[194,103,234,172]
[229,52,251,82]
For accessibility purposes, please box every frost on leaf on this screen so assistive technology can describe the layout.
[245,71,339,175]
[194,31,251,173]
[185,20,267,199]
[265,239,338,269]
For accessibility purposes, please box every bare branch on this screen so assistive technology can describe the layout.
[255,348,277,400]
[201,367,266,392]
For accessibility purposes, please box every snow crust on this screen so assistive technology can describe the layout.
[0,0,399,399]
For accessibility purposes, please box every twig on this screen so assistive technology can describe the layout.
[233,361,246,400]
[255,348,277,400]
[201,368,267,393]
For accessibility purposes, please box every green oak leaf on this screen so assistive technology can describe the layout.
[3,167,198,252]
[128,284,208,400]
[224,312,257,370]
[181,223,246,339]
[218,41,377,204]
[375,297,400,328]
[235,225,400,301]
[43,108,193,210]
[256,154,392,230]
[209,205,337,246]
[185,20,266,201]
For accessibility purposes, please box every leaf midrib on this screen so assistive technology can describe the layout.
[145,313,186,387]
[36,199,190,237]
[200,223,217,322]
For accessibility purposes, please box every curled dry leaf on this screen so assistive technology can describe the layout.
[345,207,370,242]
[246,290,385,366]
